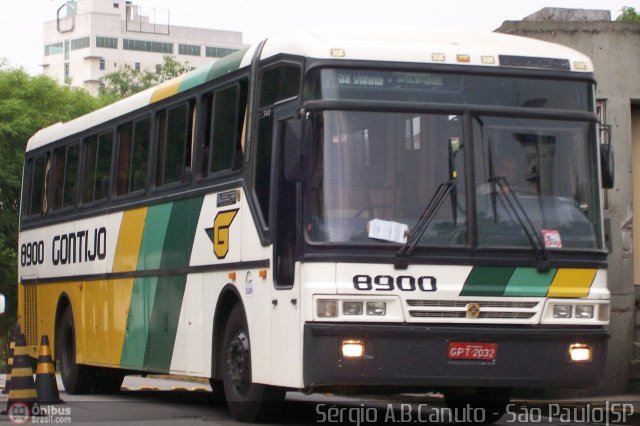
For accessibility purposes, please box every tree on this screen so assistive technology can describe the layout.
[0,61,106,356]
[616,6,640,22]
[99,55,193,99]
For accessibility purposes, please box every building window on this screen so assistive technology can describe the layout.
[96,36,118,49]
[70,36,90,50]
[178,44,201,56]
[99,59,105,70]
[44,42,63,56]
[135,62,140,71]
[123,38,173,54]
[205,46,238,58]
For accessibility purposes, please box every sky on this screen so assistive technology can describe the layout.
[0,0,636,74]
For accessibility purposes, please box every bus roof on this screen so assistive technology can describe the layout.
[27,27,592,153]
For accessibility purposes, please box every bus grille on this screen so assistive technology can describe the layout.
[409,311,535,319]
[406,300,539,321]
[23,284,38,347]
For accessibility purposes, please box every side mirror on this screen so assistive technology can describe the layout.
[600,143,614,189]
[0,294,6,315]
[283,118,313,182]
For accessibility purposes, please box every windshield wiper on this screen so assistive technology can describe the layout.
[491,176,550,272]
[396,179,456,268]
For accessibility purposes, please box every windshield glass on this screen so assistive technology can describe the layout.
[474,116,601,250]
[306,111,467,247]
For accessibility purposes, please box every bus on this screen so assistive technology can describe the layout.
[18,28,612,423]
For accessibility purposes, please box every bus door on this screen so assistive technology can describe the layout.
[269,105,302,387]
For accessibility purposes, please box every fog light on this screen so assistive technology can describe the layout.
[343,301,363,316]
[317,300,338,318]
[342,340,364,358]
[553,304,572,318]
[366,301,386,316]
[569,343,592,362]
[575,305,594,319]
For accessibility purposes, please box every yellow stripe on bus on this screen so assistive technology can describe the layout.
[113,207,148,273]
[150,76,185,104]
[547,268,597,298]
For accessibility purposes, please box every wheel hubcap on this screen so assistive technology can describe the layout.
[226,331,250,396]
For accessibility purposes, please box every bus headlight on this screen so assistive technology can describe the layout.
[575,305,594,319]
[553,304,572,318]
[343,301,363,316]
[366,301,386,316]
[317,300,338,318]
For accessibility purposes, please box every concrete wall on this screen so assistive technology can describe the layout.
[497,18,640,394]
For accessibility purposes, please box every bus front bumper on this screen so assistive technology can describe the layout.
[303,323,608,391]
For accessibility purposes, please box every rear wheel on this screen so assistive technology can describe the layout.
[57,307,95,394]
[444,387,511,424]
[222,304,285,422]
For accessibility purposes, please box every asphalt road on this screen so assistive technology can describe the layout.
[0,376,636,425]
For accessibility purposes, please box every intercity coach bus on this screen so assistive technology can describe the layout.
[18,28,613,422]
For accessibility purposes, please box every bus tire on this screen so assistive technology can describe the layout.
[57,307,95,394]
[222,304,285,422]
[444,387,511,424]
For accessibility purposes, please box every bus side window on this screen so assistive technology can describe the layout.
[26,153,50,217]
[155,101,194,187]
[117,117,150,196]
[52,143,80,210]
[212,82,248,174]
[201,80,248,179]
[82,131,113,204]
[255,65,301,227]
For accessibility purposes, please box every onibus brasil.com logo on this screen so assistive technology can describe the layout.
[8,402,71,424]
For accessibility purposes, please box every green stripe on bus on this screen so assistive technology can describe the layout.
[206,48,249,81]
[159,196,204,269]
[460,266,515,296]
[503,267,557,297]
[120,276,158,369]
[137,203,173,270]
[143,196,204,371]
[179,65,213,93]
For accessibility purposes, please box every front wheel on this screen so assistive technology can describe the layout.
[222,305,285,422]
[444,387,511,424]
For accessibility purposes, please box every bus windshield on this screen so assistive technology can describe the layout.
[304,70,602,252]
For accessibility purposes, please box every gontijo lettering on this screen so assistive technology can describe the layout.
[52,227,107,265]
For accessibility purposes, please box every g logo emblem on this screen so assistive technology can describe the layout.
[466,303,481,319]
[212,209,239,259]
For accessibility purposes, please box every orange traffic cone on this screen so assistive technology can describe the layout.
[2,338,14,394]
[35,336,62,404]
[4,333,36,415]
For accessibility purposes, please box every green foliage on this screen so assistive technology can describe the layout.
[616,6,640,22]
[99,55,193,99]
[0,61,106,346]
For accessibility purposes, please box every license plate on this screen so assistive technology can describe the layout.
[448,342,497,361]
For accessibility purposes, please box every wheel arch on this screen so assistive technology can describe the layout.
[211,284,244,380]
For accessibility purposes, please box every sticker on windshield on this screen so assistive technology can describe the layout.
[542,229,562,248]
[368,219,408,244]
